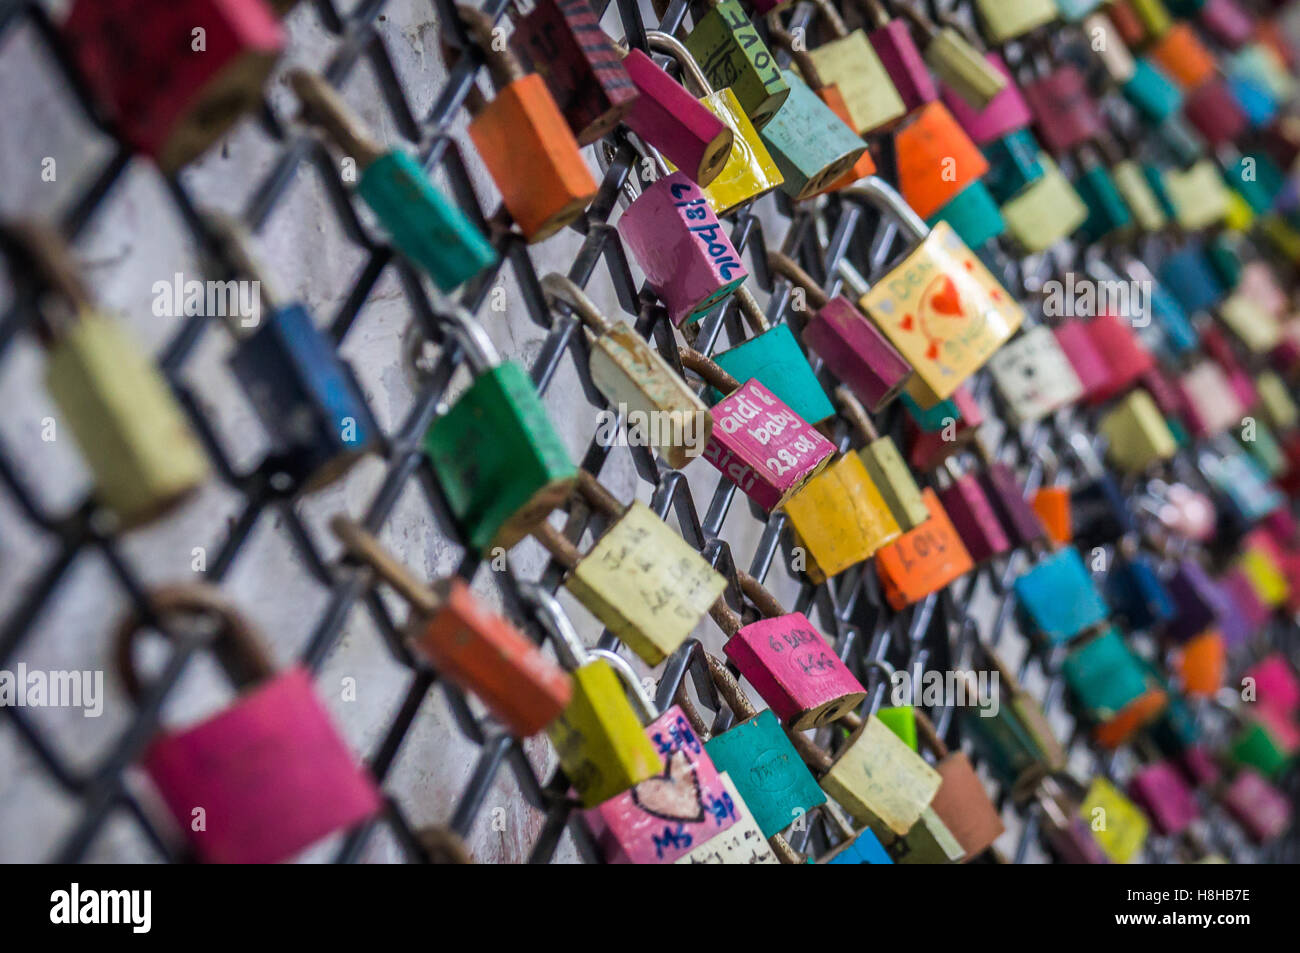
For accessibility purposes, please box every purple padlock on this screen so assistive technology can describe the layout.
[1179,745,1221,789]
[937,461,1011,563]
[1164,560,1232,644]
[1199,0,1254,50]
[1128,762,1199,836]
[869,18,938,112]
[1218,568,1271,646]
[941,54,1030,145]
[976,460,1046,548]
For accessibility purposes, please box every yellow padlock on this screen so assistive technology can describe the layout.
[1079,777,1148,863]
[1001,157,1088,252]
[805,0,906,134]
[973,0,1058,43]
[1112,160,1167,232]
[1100,390,1177,474]
[1163,159,1230,231]
[1238,547,1288,608]
[1219,292,1282,354]
[1257,372,1299,431]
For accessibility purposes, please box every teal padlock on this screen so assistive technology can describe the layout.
[927,180,1004,247]
[1206,234,1243,291]
[1013,546,1109,644]
[1122,59,1183,123]
[1054,0,1102,19]
[1075,161,1133,243]
[1142,163,1177,222]
[1061,627,1154,728]
[981,129,1046,204]
[709,289,835,424]
[901,391,961,432]
[422,309,576,554]
[759,69,870,200]
[1227,151,1285,215]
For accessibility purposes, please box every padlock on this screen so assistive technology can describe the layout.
[533,470,727,666]
[904,385,985,470]
[1000,157,1089,252]
[1228,42,1297,103]
[1149,22,1217,89]
[1176,630,1225,696]
[1257,372,1299,431]
[621,45,732,187]
[1129,761,1200,836]
[331,518,572,737]
[894,102,991,221]
[781,451,902,582]
[981,129,1046,204]
[529,586,664,807]
[822,826,894,864]
[976,451,1048,549]
[893,5,1007,110]
[1199,0,1253,49]
[1079,777,1148,863]
[876,706,918,749]
[1106,0,1149,47]
[988,324,1084,423]
[1158,244,1224,316]
[1183,77,1249,147]
[1033,488,1072,545]
[837,388,931,531]
[1061,626,1167,746]
[1085,11,1138,85]
[679,346,835,511]
[982,650,1069,782]
[1073,159,1133,245]
[509,0,639,145]
[203,214,376,490]
[856,0,939,111]
[1218,567,1272,642]
[116,585,382,863]
[960,677,1056,801]
[675,771,781,863]
[1100,389,1178,473]
[1129,0,1173,35]
[63,0,283,171]
[1012,545,1109,644]
[1123,59,1185,123]
[646,32,784,217]
[1166,558,1235,645]
[1219,291,1283,355]
[453,7,597,241]
[941,54,1031,146]
[1244,654,1300,717]
[1039,778,1112,863]
[1056,0,1102,19]
[935,458,1011,563]
[1227,72,1278,128]
[718,572,866,728]
[875,489,976,610]
[1180,361,1243,438]
[422,307,576,554]
[542,274,709,469]
[709,288,834,424]
[289,70,497,292]
[1067,431,1136,547]
[889,805,966,864]
[838,179,1024,405]
[1220,769,1291,843]
[614,158,748,326]
[684,0,790,127]
[2,222,209,527]
[703,656,827,837]
[1229,705,1298,777]
[931,181,1007,249]
[912,710,1004,861]
[1162,158,1231,231]
[1237,533,1289,607]
[973,0,1059,43]
[1021,63,1105,157]
[1111,159,1169,231]
[803,0,906,134]
[585,705,742,863]
[1105,539,1175,631]
[761,16,877,196]
[1082,308,1156,404]
[757,68,873,200]
[768,252,911,412]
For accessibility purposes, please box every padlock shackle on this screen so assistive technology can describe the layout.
[705,651,759,720]
[834,258,874,301]
[767,252,831,310]
[589,647,660,723]
[734,285,771,335]
[519,581,588,669]
[709,598,744,638]
[892,1,938,42]
[737,570,787,619]
[0,220,91,343]
[678,345,742,395]
[541,273,613,337]
[532,521,583,571]
[457,5,527,92]
[199,211,282,326]
[114,584,277,706]
[764,11,825,89]
[330,516,443,615]
[288,70,385,168]
[839,177,931,243]
[913,708,950,760]
[444,303,503,372]
[854,0,893,30]
[575,468,626,519]
[644,30,716,98]
[834,386,880,441]
[809,0,850,39]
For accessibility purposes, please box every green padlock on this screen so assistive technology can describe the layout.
[423,308,576,554]
[4,222,209,527]
[1074,155,1133,243]
[685,0,790,129]
[927,181,1005,248]
[290,70,497,293]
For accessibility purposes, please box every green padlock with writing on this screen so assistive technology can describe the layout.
[685,0,790,128]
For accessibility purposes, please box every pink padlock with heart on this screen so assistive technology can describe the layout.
[1127,762,1199,836]
[119,587,382,865]
[585,705,740,863]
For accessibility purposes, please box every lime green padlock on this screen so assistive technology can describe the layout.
[423,309,576,554]
[685,0,790,128]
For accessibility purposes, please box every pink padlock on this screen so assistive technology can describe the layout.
[585,705,740,863]
[937,459,1011,563]
[1179,361,1244,438]
[1022,65,1104,155]
[684,355,835,512]
[941,54,1030,145]
[1084,312,1155,404]
[1179,745,1221,789]
[1262,504,1299,549]
[1052,319,1112,400]
[621,48,731,187]
[1183,77,1248,146]
[1238,262,1288,320]
[865,6,938,112]
[1199,0,1254,50]
[1127,762,1199,836]
[1140,366,1186,419]
[1245,655,1300,718]
[722,573,865,730]
[618,172,748,327]
[1221,769,1292,843]
[118,586,382,864]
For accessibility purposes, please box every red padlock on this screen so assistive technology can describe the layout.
[1022,64,1105,156]
[1084,311,1155,404]
[1183,78,1249,147]
[1052,319,1112,401]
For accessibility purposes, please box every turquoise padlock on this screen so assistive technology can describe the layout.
[1159,245,1224,315]
[1122,60,1183,123]
[1013,547,1109,644]
[759,70,870,201]
[709,294,835,424]
[704,707,827,839]
[901,391,961,432]
[1075,162,1133,243]
[1227,152,1285,215]
[826,828,894,864]
[981,129,1046,203]
[927,180,1005,248]
[1054,0,1101,18]
[1061,627,1152,724]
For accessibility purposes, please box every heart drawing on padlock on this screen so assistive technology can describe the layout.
[902,273,967,361]
[632,749,705,823]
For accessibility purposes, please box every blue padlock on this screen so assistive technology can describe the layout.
[1158,245,1225,316]
[1226,74,1278,128]
[825,828,894,864]
[1105,545,1176,631]
[1014,546,1110,644]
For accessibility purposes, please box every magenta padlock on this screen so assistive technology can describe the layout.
[118,587,382,864]
[1263,507,1299,549]
[1139,367,1185,420]
[1245,655,1300,718]
[1180,746,1221,789]
[585,705,739,863]
[1085,312,1155,404]
[1199,0,1254,50]
[868,17,938,112]
[977,460,1047,548]
[937,459,1011,562]
[722,578,865,730]
[770,253,911,412]
[687,354,836,511]
[1221,769,1292,843]
[618,172,748,327]
[1127,762,1199,836]
[1022,65,1104,156]
[621,48,731,187]
[941,54,1030,145]
[1183,78,1249,146]
[1053,320,1113,400]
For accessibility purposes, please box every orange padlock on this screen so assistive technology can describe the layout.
[875,489,975,610]
[1149,23,1218,90]
[894,101,989,220]
[459,6,597,242]
[1178,631,1226,697]
[1032,488,1072,546]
